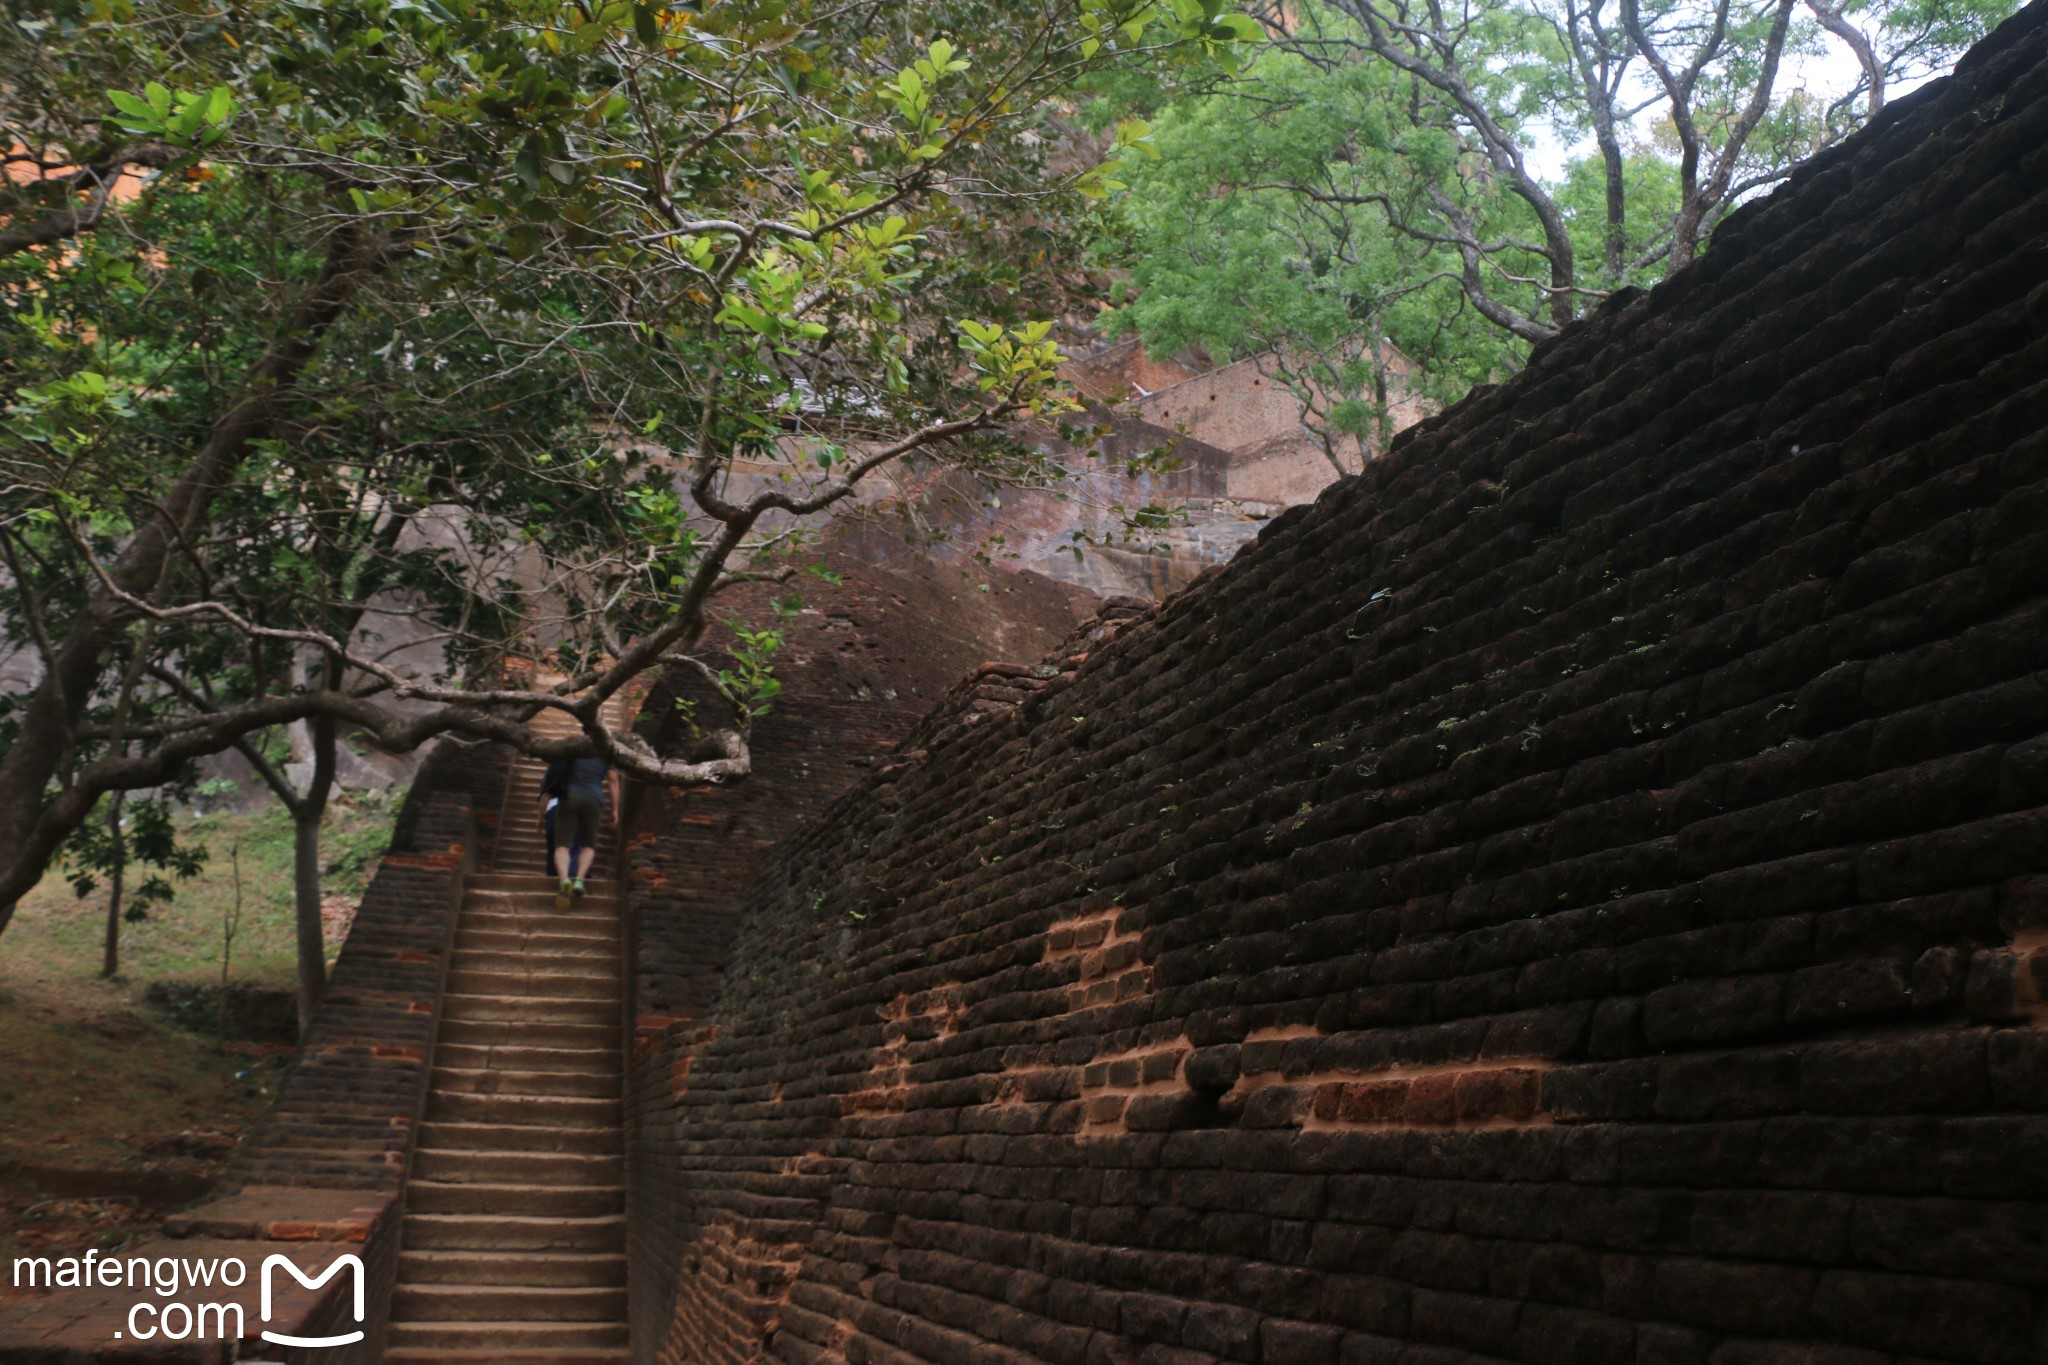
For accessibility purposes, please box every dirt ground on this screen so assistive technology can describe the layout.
[0,798,391,1287]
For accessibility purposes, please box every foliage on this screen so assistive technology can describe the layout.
[1097,0,2016,417]
[0,0,1258,928]
[717,622,786,724]
[1100,45,1526,457]
[62,796,207,921]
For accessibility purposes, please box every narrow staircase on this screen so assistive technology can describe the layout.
[388,704,632,1362]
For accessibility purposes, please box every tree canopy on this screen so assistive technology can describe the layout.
[1095,0,2016,447]
[0,0,1258,935]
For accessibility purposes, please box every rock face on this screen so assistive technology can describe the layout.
[624,7,2048,1364]
[843,413,1273,601]
[836,339,1430,605]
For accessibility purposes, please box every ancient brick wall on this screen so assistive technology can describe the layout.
[221,799,485,1195]
[628,8,2048,1364]
[621,553,1086,1359]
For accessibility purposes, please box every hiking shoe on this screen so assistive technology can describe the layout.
[570,877,588,900]
[554,877,574,911]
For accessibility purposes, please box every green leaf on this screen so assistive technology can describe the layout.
[514,138,545,191]
[108,89,158,123]
[632,2,661,48]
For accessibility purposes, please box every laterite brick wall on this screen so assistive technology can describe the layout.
[629,7,2048,1364]
[223,737,510,1194]
[623,553,1086,1357]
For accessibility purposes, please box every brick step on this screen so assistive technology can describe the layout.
[455,929,617,957]
[429,1066,619,1100]
[447,967,617,1001]
[494,834,617,850]
[459,904,621,931]
[492,850,618,868]
[493,861,618,879]
[451,947,615,975]
[489,860,616,880]
[397,1250,626,1287]
[393,1283,628,1323]
[426,1092,621,1127]
[462,893,621,913]
[434,1043,620,1075]
[417,1122,622,1155]
[411,1149,623,1185]
[438,1019,617,1050]
[462,892,614,912]
[493,865,619,884]
[441,994,615,1026]
[493,853,617,870]
[469,873,620,895]
[384,1320,629,1349]
[408,1181,624,1218]
[386,1350,626,1364]
[401,1213,626,1252]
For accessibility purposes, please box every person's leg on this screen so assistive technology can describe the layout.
[551,851,574,906]
[566,794,601,891]
[543,806,557,875]
[550,803,577,904]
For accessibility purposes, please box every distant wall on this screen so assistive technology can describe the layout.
[1064,339,1211,405]
[624,7,2048,1363]
[1135,346,1431,505]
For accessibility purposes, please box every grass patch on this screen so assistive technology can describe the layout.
[2,792,397,992]
[0,790,403,1266]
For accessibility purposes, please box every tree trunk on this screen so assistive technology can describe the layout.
[1808,0,1884,114]
[1669,200,1706,272]
[0,226,397,937]
[1596,123,1628,282]
[100,792,127,979]
[1371,340,1391,458]
[292,809,326,1038]
[292,714,339,1039]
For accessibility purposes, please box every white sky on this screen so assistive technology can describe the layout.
[1524,34,1946,180]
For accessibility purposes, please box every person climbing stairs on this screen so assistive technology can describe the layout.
[386,700,632,1362]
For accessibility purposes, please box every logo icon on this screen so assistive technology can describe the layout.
[259,1253,366,1348]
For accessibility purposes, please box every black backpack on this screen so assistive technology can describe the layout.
[540,759,575,797]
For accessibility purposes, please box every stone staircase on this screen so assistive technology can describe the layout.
[387,703,632,1362]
